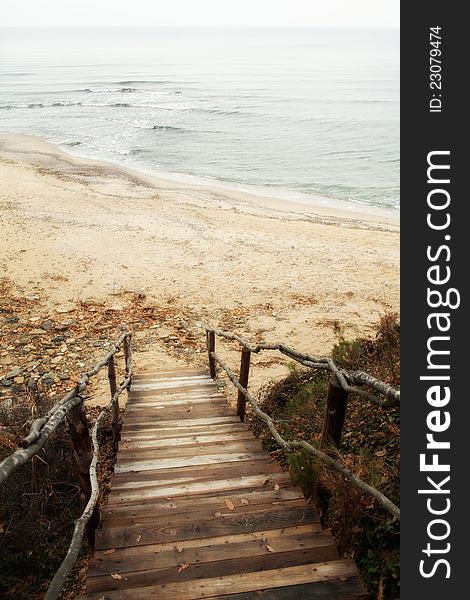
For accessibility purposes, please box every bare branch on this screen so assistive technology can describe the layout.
[204,325,399,405]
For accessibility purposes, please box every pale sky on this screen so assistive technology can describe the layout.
[2,1,399,28]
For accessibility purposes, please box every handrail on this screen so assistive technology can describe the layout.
[205,326,400,521]
[45,375,131,600]
[0,326,131,484]
[0,324,132,600]
[205,326,399,407]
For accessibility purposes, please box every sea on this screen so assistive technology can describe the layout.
[0,27,399,211]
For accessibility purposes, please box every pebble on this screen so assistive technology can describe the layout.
[2,379,12,387]
[5,367,21,379]
[5,317,19,324]
[56,304,75,314]
[40,320,54,331]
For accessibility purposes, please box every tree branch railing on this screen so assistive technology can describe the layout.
[0,324,132,600]
[205,326,400,522]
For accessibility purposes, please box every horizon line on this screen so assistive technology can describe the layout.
[0,24,400,29]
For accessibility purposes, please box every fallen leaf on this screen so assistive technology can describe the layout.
[224,499,235,511]
[102,548,115,555]
[240,497,250,505]
[375,449,387,457]
[266,544,275,553]
[274,483,280,491]
[178,563,191,573]
[110,573,122,580]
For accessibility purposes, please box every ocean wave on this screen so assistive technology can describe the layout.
[73,87,137,94]
[151,124,187,132]
[52,101,82,107]
[117,80,171,85]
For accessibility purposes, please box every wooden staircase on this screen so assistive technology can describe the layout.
[82,369,367,599]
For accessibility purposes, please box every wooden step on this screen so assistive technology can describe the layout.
[82,369,366,599]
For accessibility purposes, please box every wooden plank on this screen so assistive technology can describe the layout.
[116,439,263,461]
[124,402,232,414]
[125,396,227,410]
[123,410,232,421]
[88,528,334,577]
[122,405,235,420]
[213,576,368,599]
[123,414,240,430]
[100,487,304,522]
[119,431,256,450]
[94,505,319,550]
[132,374,212,384]
[131,369,209,379]
[120,422,248,441]
[111,458,284,485]
[106,472,293,504]
[85,545,341,593]
[82,560,360,599]
[114,452,272,474]
[102,498,308,529]
[131,379,215,397]
[127,383,222,396]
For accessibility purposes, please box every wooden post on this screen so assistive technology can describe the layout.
[207,331,216,379]
[66,402,100,541]
[320,378,349,449]
[108,355,119,446]
[124,333,132,387]
[237,348,251,422]
[314,377,349,521]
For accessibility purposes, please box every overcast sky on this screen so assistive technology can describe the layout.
[2,1,399,28]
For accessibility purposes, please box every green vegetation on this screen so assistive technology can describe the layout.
[249,314,400,600]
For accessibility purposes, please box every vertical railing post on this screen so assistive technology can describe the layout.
[237,348,251,422]
[108,355,118,446]
[207,330,216,379]
[313,377,349,520]
[320,377,349,449]
[123,332,132,388]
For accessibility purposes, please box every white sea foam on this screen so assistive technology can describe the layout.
[0,27,399,210]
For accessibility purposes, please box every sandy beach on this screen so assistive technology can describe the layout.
[0,133,399,395]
